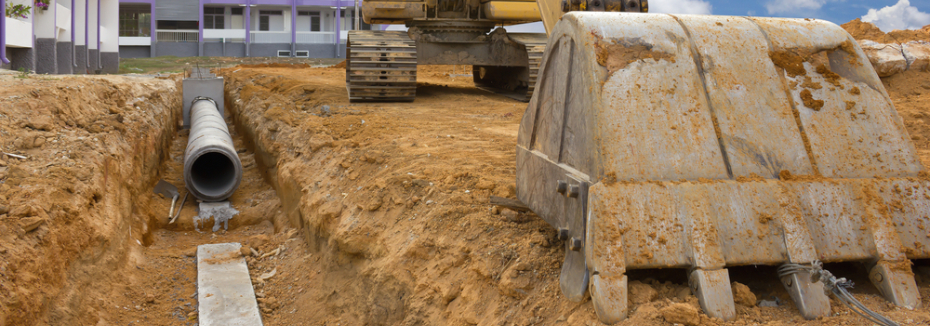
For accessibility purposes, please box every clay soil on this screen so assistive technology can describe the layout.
[4,19,930,326]
[841,18,929,43]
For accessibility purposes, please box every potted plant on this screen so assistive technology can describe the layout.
[5,1,31,18]
[34,0,48,11]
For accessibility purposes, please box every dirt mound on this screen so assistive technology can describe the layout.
[882,69,930,167]
[843,18,930,43]
[0,75,180,325]
[332,60,346,68]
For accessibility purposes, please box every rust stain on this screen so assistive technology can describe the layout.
[595,39,675,76]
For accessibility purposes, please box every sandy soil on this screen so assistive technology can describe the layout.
[0,74,181,325]
[3,18,930,326]
[213,59,930,326]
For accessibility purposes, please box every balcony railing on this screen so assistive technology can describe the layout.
[156,30,199,43]
[203,29,247,42]
[249,31,291,44]
[296,31,335,44]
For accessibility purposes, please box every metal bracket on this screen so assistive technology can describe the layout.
[557,176,590,302]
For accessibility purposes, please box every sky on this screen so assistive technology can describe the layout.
[411,0,930,34]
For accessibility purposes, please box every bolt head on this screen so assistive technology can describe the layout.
[569,238,582,251]
[567,185,580,198]
[558,228,569,241]
[557,180,568,194]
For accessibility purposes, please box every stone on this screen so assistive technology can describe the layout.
[731,282,757,306]
[659,303,703,326]
[859,40,907,77]
[628,280,658,304]
[20,217,45,232]
[32,136,45,148]
[500,208,518,222]
[903,41,930,71]
[308,134,334,151]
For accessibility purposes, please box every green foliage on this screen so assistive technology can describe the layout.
[5,2,31,19]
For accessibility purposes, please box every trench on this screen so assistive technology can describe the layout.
[96,89,293,325]
[6,65,930,326]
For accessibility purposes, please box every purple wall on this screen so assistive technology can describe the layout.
[119,0,362,7]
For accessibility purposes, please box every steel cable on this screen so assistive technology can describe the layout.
[777,261,899,326]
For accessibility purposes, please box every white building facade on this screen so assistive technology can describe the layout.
[2,0,120,73]
[117,0,380,58]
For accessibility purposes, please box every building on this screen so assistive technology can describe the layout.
[117,0,381,58]
[2,0,120,73]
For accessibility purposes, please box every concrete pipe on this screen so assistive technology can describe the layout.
[184,97,242,201]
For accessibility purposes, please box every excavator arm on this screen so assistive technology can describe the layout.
[537,0,648,34]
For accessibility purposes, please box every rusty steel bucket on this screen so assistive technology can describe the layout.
[516,12,928,324]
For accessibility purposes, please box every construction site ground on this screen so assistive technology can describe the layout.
[2,22,930,326]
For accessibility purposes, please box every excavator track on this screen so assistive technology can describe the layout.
[473,34,548,102]
[346,31,417,102]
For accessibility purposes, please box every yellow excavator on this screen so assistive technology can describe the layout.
[352,0,929,324]
[346,0,645,101]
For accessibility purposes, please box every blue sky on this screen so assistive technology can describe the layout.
[388,0,930,33]
[698,0,930,26]
[490,0,930,34]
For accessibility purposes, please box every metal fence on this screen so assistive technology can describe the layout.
[296,32,335,44]
[249,31,291,44]
[156,30,200,43]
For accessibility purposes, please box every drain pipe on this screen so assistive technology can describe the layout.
[1,0,8,64]
[184,97,242,201]
[96,0,100,70]
[71,0,75,68]
[85,0,88,70]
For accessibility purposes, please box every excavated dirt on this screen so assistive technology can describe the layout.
[5,20,930,326]
[212,62,930,326]
[0,75,181,325]
[842,18,930,43]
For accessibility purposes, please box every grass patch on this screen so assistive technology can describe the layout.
[118,56,344,74]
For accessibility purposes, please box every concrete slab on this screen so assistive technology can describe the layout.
[197,243,263,326]
[182,77,225,128]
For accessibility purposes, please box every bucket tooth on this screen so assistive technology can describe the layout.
[688,269,736,321]
[586,186,629,324]
[779,265,831,319]
[869,261,921,309]
[589,273,628,324]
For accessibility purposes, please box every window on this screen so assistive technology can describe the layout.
[118,5,151,37]
[204,7,225,29]
[338,10,371,31]
[259,16,269,31]
[298,11,320,32]
[231,7,243,15]
[156,20,199,30]
[258,10,282,31]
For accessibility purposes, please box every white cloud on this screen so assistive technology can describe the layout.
[862,0,930,32]
[649,0,712,15]
[765,0,834,16]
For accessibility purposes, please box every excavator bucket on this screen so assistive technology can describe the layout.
[516,12,929,324]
